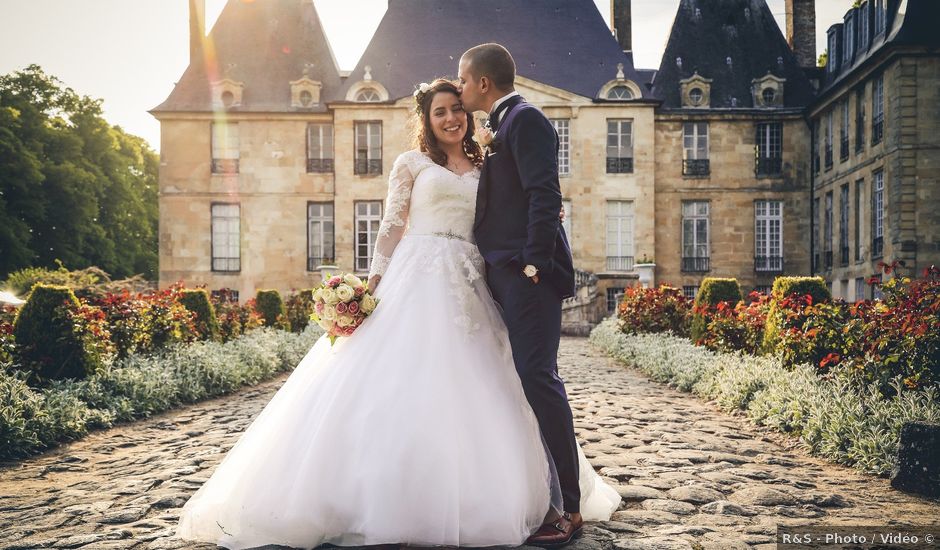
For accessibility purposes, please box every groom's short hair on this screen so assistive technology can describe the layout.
[462,43,515,90]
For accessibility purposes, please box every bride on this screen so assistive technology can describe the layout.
[176,79,619,549]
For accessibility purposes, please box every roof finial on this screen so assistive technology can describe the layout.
[303,62,314,78]
[364,65,373,81]
[676,57,683,70]
[616,62,625,80]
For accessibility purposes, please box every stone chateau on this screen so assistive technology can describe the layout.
[152,0,940,311]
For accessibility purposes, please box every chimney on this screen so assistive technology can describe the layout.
[786,0,817,68]
[611,0,632,53]
[190,0,206,65]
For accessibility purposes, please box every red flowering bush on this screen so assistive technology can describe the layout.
[617,285,692,337]
[0,310,15,367]
[211,289,263,343]
[697,292,770,354]
[93,286,197,357]
[774,296,850,373]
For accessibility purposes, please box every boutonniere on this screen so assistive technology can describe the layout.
[473,119,498,156]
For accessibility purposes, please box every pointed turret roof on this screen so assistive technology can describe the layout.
[152,0,342,113]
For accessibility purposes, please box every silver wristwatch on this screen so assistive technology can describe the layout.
[523,264,539,278]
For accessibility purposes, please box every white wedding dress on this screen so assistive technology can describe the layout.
[176,150,620,549]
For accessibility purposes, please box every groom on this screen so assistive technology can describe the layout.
[458,43,581,546]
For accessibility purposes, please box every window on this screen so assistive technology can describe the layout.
[761,88,776,105]
[689,88,704,106]
[306,123,334,173]
[562,198,573,247]
[812,119,821,174]
[211,203,240,272]
[755,200,783,272]
[813,197,821,272]
[307,202,335,271]
[682,201,710,272]
[755,122,782,176]
[824,111,833,169]
[355,88,381,102]
[840,184,850,265]
[872,75,884,145]
[840,100,850,161]
[855,179,864,262]
[872,170,884,258]
[872,273,884,300]
[355,201,383,272]
[607,86,633,100]
[843,16,855,64]
[855,87,866,153]
[682,122,709,176]
[859,1,870,49]
[211,122,239,174]
[606,201,634,271]
[824,192,833,270]
[828,30,839,73]
[874,0,885,35]
[682,286,698,300]
[551,119,570,176]
[855,277,866,302]
[606,120,633,173]
[211,289,239,303]
[354,122,382,175]
[606,287,624,313]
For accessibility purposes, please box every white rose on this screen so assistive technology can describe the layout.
[336,284,355,302]
[312,288,323,302]
[322,306,337,320]
[336,315,355,327]
[360,294,376,314]
[321,288,338,304]
[318,319,334,331]
[343,274,364,288]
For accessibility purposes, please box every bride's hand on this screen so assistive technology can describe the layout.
[368,275,381,291]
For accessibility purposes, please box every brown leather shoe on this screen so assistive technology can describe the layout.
[525,512,584,547]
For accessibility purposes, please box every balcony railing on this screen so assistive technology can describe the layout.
[682,159,710,177]
[606,157,634,174]
[307,158,334,173]
[824,250,833,270]
[681,256,710,272]
[824,146,833,169]
[606,256,634,272]
[354,158,383,175]
[575,269,598,289]
[840,138,850,161]
[872,236,884,258]
[307,257,336,271]
[841,246,850,266]
[211,158,239,174]
[212,257,241,272]
[755,156,782,177]
[754,256,784,273]
[872,117,884,145]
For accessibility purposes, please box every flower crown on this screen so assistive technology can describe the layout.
[412,82,432,112]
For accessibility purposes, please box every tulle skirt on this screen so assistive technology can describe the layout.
[176,235,619,549]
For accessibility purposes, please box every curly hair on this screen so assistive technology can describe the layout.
[412,78,484,168]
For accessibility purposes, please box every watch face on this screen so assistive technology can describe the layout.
[524,265,537,277]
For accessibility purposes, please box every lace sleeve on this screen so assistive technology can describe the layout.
[369,153,416,279]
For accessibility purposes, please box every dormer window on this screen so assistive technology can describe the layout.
[762,88,776,105]
[300,90,314,107]
[752,73,785,108]
[290,76,322,109]
[221,91,235,108]
[355,88,381,102]
[211,78,244,110]
[679,72,712,109]
[606,86,633,100]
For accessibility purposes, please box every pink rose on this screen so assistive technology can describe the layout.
[315,302,324,314]
[336,302,348,314]
[347,301,360,314]
[354,286,365,297]
[328,276,342,288]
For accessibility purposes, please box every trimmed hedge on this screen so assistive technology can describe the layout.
[179,289,221,341]
[13,284,110,382]
[590,318,940,476]
[762,276,831,354]
[255,289,290,330]
[691,278,743,342]
[285,289,316,333]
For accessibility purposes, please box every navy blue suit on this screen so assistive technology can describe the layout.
[474,95,580,513]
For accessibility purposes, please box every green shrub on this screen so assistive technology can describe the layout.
[211,290,263,342]
[179,289,221,341]
[13,284,111,382]
[285,289,316,333]
[691,278,743,342]
[3,262,108,297]
[255,289,290,330]
[762,276,830,354]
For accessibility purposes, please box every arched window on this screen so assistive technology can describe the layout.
[606,86,634,100]
[355,88,381,102]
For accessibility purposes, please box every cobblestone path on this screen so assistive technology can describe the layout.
[1,337,938,550]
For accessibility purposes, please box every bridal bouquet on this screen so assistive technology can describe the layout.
[310,273,378,344]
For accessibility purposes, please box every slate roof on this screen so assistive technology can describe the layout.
[152,0,343,113]
[339,0,646,101]
[818,0,940,98]
[652,0,815,110]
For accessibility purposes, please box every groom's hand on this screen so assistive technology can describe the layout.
[529,274,540,284]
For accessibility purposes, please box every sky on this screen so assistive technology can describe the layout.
[0,1,851,152]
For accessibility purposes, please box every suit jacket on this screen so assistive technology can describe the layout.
[473,95,576,299]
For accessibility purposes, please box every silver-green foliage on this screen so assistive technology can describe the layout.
[590,318,940,476]
[0,325,322,459]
